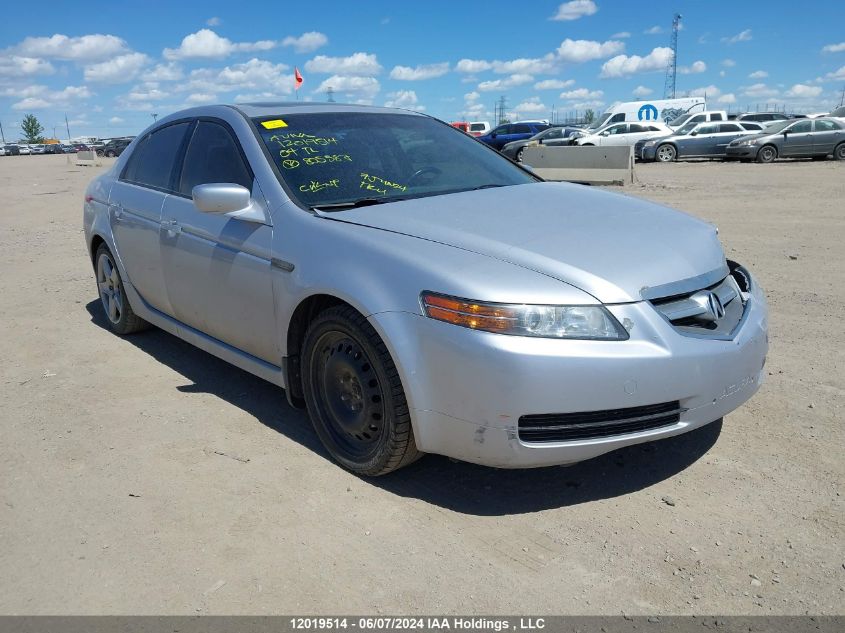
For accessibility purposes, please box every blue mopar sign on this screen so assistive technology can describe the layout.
[638,104,659,121]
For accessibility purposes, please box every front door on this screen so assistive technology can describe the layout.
[159,119,278,364]
[781,120,813,157]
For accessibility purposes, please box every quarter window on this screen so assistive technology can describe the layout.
[179,121,253,197]
[122,122,190,191]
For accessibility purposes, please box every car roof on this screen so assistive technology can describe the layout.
[233,101,426,119]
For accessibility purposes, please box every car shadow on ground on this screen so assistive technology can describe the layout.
[87,300,722,516]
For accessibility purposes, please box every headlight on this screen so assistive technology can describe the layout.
[421,292,628,340]
[643,140,657,147]
[735,139,759,146]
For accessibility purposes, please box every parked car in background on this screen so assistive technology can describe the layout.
[0,147,5,156]
[477,121,550,150]
[574,121,672,147]
[468,121,491,137]
[83,102,767,475]
[44,143,64,154]
[668,110,728,129]
[830,105,845,119]
[18,144,32,155]
[61,144,76,153]
[99,138,132,157]
[4,144,21,155]
[638,121,765,162]
[725,117,845,162]
[29,144,47,155]
[72,143,91,152]
[736,112,791,124]
[449,121,470,133]
[501,126,582,161]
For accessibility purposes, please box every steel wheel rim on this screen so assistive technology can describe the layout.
[516,148,524,162]
[761,147,775,161]
[97,253,123,324]
[310,331,386,460]
[657,146,674,161]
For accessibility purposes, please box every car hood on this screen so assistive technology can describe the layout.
[321,182,726,304]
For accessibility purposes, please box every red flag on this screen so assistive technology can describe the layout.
[294,67,303,90]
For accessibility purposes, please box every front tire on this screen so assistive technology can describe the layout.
[656,144,676,162]
[302,306,421,476]
[94,244,148,334]
[515,147,525,162]
[756,145,777,163]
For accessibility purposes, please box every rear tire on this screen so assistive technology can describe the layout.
[756,145,777,163]
[656,144,676,162]
[834,143,845,161]
[302,306,422,476]
[94,244,148,335]
[516,147,525,162]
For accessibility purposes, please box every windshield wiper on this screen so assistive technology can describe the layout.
[310,198,396,211]
[464,184,506,192]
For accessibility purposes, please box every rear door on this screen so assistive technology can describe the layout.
[159,118,277,363]
[810,119,844,156]
[678,123,719,157]
[781,120,813,156]
[108,121,191,315]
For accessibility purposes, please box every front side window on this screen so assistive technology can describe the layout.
[492,125,510,135]
[254,112,536,209]
[697,124,720,135]
[122,122,190,191]
[609,113,625,123]
[790,121,812,133]
[179,121,253,197]
[543,128,563,139]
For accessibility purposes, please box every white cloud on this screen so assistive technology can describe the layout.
[717,93,737,104]
[679,60,707,75]
[12,97,50,110]
[632,85,653,97]
[721,59,736,67]
[493,56,556,74]
[719,70,726,77]
[11,84,92,110]
[125,84,169,102]
[455,59,492,73]
[206,17,222,26]
[84,52,149,83]
[142,62,183,82]
[644,26,663,35]
[514,97,547,114]
[688,85,721,98]
[611,32,631,39]
[822,42,845,53]
[723,29,752,44]
[281,32,328,54]
[315,75,380,99]
[178,58,292,98]
[109,116,124,124]
[17,33,128,61]
[186,93,217,104]
[556,39,625,63]
[560,87,603,100]
[824,65,845,81]
[477,74,534,92]
[464,91,480,102]
[384,90,424,111]
[0,55,55,77]
[534,79,575,90]
[600,47,673,78]
[305,52,382,76]
[785,84,822,98]
[550,0,597,21]
[742,83,778,98]
[389,62,449,80]
[748,70,768,79]
[163,29,276,60]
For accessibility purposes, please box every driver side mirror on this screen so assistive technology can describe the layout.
[192,183,265,223]
[782,129,791,134]
[690,131,698,136]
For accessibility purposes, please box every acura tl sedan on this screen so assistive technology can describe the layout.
[84,103,768,476]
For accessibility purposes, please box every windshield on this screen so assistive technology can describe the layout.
[254,112,537,209]
[763,120,793,134]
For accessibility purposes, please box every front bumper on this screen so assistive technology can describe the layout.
[370,275,768,468]
[639,145,658,161]
[726,146,758,158]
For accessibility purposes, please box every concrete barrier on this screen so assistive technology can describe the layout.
[74,150,100,166]
[522,145,634,186]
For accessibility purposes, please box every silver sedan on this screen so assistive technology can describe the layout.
[83,103,768,475]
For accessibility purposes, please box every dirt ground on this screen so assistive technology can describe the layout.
[0,154,842,615]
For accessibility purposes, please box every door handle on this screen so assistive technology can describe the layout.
[162,219,181,236]
[111,202,123,220]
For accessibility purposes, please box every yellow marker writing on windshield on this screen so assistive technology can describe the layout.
[262,119,288,129]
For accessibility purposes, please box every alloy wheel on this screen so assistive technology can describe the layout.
[97,253,123,324]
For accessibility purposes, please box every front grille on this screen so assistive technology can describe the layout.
[518,401,682,443]
[650,274,746,339]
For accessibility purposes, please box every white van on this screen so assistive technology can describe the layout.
[588,98,706,131]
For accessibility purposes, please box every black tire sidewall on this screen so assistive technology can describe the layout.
[302,311,404,475]
[95,245,133,334]
[835,143,845,161]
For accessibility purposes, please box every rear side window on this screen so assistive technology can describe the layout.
[719,124,742,133]
[740,122,762,131]
[629,124,646,133]
[179,121,253,197]
[512,124,532,134]
[122,122,190,191]
[814,119,841,131]
[469,123,486,131]
[711,113,724,121]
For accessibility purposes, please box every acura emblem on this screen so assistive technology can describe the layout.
[691,290,726,321]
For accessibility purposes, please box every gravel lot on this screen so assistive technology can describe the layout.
[1,154,842,615]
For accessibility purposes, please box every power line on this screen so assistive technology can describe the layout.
[663,13,682,99]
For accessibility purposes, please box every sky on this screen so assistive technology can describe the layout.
[1,0,844,140]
